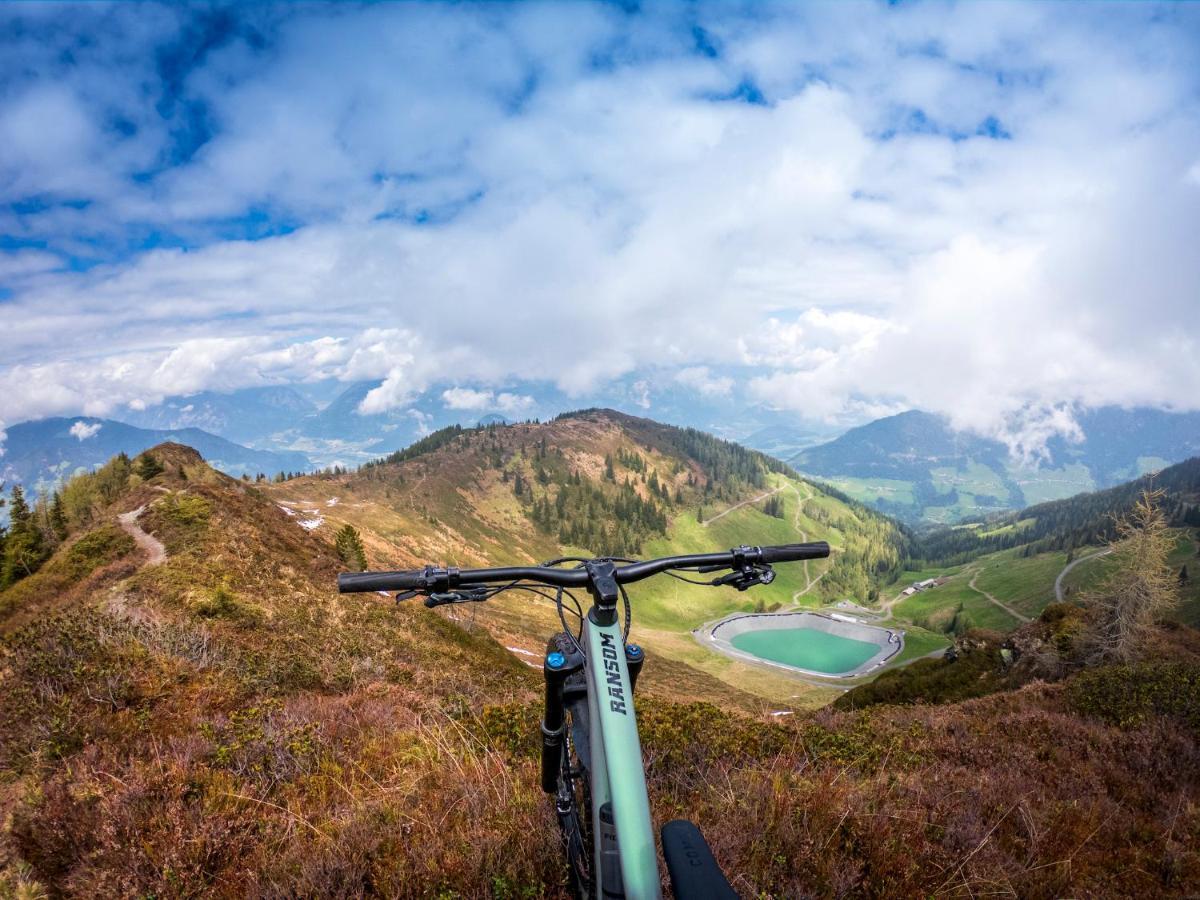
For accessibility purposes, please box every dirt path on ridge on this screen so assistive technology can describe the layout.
[702,479,838,608]
[118,506,167,567]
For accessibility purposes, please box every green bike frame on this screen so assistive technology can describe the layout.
[583,613,661,899]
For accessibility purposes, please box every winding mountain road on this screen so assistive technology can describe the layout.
[1054,549,1112,602]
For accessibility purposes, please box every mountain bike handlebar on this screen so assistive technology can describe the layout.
[337,542,830,594]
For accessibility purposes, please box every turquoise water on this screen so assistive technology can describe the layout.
[730,626,879,674]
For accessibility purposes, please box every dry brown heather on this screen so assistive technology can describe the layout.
[0,443,1198,898]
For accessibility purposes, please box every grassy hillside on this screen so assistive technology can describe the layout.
[264,409,910,703]
[1061,529,1200,627]
[2,442,1199,896]
[871,457,1200,638]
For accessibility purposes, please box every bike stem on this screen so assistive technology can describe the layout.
[584,559,621,626]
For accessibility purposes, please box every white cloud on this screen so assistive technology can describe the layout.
[0,3,1197,455]
[675,366,734,398]
[441,388,493,411]
[495,393,536,414]
[408,409,433,437]
[0,250,63,279]
[69,420,102,440]
[441,387,535,414]
[632,380,651,410]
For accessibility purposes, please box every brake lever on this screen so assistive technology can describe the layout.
[423,587,492,608]
[395,590,420,602]
[713,564,776,592]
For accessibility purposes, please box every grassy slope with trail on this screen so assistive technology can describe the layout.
[265,410,909,705]
[882,530,1200,643]
[1062,529,1200,626]
[882,456,1200,638]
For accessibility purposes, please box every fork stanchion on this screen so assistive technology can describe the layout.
[625,643,644,693]
[541,651,569,793]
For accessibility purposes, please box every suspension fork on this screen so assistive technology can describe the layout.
[542,644,584,793]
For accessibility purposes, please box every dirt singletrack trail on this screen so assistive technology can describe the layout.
[786,482,829,606]
[118,505,167,566]
[967,570,1030,623]
[701,487,785,527]
[702,479,834,608]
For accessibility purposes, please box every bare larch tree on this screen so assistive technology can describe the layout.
[1082,489,1179,664]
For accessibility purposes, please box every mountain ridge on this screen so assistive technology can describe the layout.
[0,417,312,494]
[915,454,1200,566]
[120,386,317,445]
[265,407,911,702]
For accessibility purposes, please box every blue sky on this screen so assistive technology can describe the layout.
[1,1,1199,458]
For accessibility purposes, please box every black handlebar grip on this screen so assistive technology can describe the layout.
[337,571,427,593]
[760,541,830,563]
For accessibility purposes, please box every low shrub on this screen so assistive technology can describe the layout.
[60,526,136,581]
[192,582,261,626]
[140,493,213,553]
[198,700,323,788]
[637,700,791,773]
[1040,601,1089,655]
[480,702,540,758]
[0,609,163,767]
[834,644,1008,710]
[163,494,212,526]
[1067,661,1200,731]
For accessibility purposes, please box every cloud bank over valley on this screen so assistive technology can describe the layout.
[1,2,1198,456]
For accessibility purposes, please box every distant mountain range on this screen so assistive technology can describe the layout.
[0,417,312,495]
[43,378,822,470]
[792,408,1200,523]
[10,382,1198,526]
[738,423,840,460]
[121,386,318,445]
[111,382,531,466]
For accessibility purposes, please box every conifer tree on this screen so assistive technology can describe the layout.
[136,452,164,480]
[2,485,49,588]
[334,524,367,571]
[49,492,69,541]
